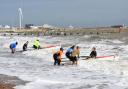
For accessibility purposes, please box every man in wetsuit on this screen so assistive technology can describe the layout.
[53,48,64,66]
[10,42,18,53]
[86,47,97,60]
[71,46,80,65]
[65,45,75,61]
[33,39,40,49]
[90,47,97,58]
[23,41,29,51]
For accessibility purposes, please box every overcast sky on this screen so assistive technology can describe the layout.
[0,0,128,27]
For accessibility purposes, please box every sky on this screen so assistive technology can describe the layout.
[0,0,128,27]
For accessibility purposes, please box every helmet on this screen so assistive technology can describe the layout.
[36,39,39,41]
[16,42,18,45]
[71,45,75,49]
[76,46,80,49]
[60,47,64,51]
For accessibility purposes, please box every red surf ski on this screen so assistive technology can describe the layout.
[96,55,115,58]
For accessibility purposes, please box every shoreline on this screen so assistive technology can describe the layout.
[0,74,27,89]
[0,27,128,36]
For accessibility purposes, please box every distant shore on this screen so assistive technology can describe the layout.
[0,27,128,41]
[0,27,128,37]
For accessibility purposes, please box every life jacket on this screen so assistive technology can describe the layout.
[54,50,63,57]
[66,48,73,54]
[10,43,17,49]
[71,49,80,57]
[34,40,40,47]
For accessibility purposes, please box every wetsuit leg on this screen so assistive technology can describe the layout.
[23,46,27,51]
[66,52,71,61]
[33,45,37,49]
[74,57,77,65]
[72,57,76,65]
[53,54,58,65]
[11,49,14,53]
[58,59,61,65]
[12,48,15,53]
[54,60,58,65]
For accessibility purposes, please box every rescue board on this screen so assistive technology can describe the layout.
[17,45,59,52]
[81,55,118,61]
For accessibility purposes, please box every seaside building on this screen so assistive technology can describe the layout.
[42,24,54,29]
[4,25,11,29]
[69,25,74,29]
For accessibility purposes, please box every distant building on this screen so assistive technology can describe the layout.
[69,25,74,29]
[4,25,11,29]
[30,26,38,29]
[111,25,123,28]
[25,24,34,29]
[43,24,53,28]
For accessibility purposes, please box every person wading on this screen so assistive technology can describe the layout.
[86,47,97,59]
[65,45,75,61]
[71,46,80,65]
[33,39,40,49]
[23,41,29,51]
[10,42,18,53]
[53,48,64,66]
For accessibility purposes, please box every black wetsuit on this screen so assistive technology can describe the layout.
[53,53,61,65]
[90,51,97,58]
[65,48,73,61]
[66,52,71,59]
[23,43,28,51]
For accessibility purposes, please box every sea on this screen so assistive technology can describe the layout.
[0,34,128,89]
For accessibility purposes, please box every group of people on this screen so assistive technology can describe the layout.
[9,39,41,53]
[66,45,80,65]
[9,40,97,66]
[53,46,80,66]
[53,45,97,66]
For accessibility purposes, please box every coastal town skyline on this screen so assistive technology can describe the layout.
[0,0,128,27]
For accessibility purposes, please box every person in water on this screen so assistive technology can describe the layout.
[89,47,97,58]
[10,42,18,53]
[33,39,40,49]
[53,47,64,65]
[23,41,29,51]
[65,45,75,61]
[71,46,80,65]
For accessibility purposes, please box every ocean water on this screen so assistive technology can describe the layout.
[0,35,128,89]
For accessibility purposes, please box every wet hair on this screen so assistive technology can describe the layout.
[16,42,18,45]
[92,47,96,50]
[76,46,80,49]
[60,47,64,51]
[71,45,75,49]
[36,39,39,41]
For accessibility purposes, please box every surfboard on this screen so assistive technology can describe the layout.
[81,55,118,61]
[16,45,58,53]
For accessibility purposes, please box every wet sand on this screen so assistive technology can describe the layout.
[0,83,14,89]
[0,74,27,89]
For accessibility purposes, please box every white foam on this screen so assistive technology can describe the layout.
[0,36,128,89]
[15,79,73,89]
[110,39,124,44]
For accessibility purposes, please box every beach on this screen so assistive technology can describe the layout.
[0,74,26,89]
